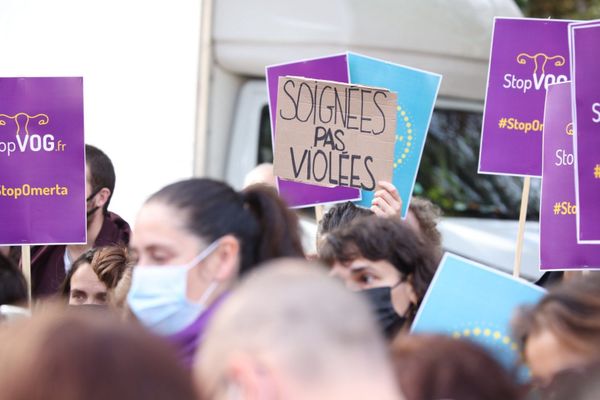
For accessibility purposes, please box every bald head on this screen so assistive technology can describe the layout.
[196,259,401,400]
[243,163,276,189]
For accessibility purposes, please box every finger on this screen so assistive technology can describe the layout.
[377,181,400,201]
[370,204,385,217]
[371,195,396,217]
[374,189,401,216]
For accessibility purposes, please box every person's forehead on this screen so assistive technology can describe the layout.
[71,263,105,292]
[131,202,201,249]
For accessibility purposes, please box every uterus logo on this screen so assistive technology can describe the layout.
[566,122,573,136]
[0,113,49,136]
[516,53,566,76]
[504,52,568,93]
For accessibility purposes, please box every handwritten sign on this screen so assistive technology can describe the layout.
[0,77,86,245]
[570,22,600,244]
[479,18,571,177]
[347,53,441,218]
[540,81,600,269]
[274,76,396,191]
[266,54,361,208]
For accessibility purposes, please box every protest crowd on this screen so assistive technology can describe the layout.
[0,143,599,400]
[2,4,600,400]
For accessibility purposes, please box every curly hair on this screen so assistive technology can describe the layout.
[318,215,437,313]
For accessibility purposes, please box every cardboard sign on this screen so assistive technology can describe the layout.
[273,76,396,191]
[266,54,361,208]
[347,53,441,218]
[411,253,545,374]
[479,18,571,177]
[570,22,600,243]
[540,81,600,269]
[0,77,86,245]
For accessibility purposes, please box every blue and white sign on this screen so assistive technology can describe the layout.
[348,52,441,218]
[411,253,545,372]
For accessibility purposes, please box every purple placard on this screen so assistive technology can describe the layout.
[540,81,600,270]
[571,22,600,243]
[0,77,86,245]
[479,18,571,177]
[266,54,361,208]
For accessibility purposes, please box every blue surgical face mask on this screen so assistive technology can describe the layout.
[127,240,221,336]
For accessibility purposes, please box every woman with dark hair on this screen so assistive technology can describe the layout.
[60,246,130,307]
[126,178,304,366]
[319,215,437,339]
[512,274,600,390]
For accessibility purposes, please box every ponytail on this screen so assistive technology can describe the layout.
[149,179,304,277]
[241,185,304,275]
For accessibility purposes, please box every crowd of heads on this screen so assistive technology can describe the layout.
[1,150,600,400]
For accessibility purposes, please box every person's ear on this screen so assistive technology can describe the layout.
[212,234,241,282]
[406,278,418,306]
[227,354,278,400]
[95,187,111,210]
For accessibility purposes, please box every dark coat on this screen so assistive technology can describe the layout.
[30,212,131,298]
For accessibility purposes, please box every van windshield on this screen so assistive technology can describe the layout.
[258,106,540,220]
[415,109,540,220]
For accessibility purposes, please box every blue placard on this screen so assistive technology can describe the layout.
[411,253,546,374]
[347,52,441,218]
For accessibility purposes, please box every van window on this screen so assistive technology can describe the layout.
[415,109,540,220]
[258,105,539,220]
[257,105,273,164]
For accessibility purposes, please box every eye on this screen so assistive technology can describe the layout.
[96,293,108,305]
[356,272,377,286]
[70,290,87,303]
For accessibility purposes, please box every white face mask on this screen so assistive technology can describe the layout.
[127,240,221,336]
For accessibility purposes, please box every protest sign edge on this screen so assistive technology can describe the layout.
[570,23,600,244]
[345,51,443,219]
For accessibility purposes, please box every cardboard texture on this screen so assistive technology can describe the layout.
[273,76,396,191]
[347,52,441,218]
[266,54,361,208]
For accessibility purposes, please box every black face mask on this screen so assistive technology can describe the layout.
[362,286,406,339]
[86,187,101,219]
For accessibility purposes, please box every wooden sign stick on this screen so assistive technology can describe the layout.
[315,205,325,225]
[513,176,531,278]
[21,245,32,305]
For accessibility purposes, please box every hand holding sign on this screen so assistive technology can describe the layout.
[273,76,396,191]
[371,181,403,218]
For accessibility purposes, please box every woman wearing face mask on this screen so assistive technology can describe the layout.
[127,178,304,367]
[319,215,437,339]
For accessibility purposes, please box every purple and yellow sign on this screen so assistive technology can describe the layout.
[266,55,361,208]
[570,22,600,244]
[540,81,600,269]
[0,77,86,245]
[479,18,571,177]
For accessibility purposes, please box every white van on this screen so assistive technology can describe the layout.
[195,0,542,280]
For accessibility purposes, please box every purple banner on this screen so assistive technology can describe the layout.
[571,22,600,243]
[0,77,86,245]
[266,55,361,208]
[479,18,571,177]
[540,81,600,269]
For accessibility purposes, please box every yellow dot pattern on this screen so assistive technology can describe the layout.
[451,326,519,353]
[395,105,413,169]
